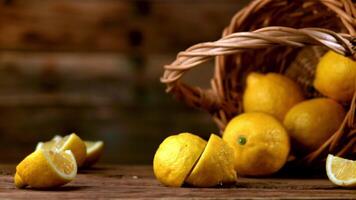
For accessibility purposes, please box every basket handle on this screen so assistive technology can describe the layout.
[161,26,356,112]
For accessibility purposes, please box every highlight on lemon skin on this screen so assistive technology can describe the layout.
[14,149,77,189]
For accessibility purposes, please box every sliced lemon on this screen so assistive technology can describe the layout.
[185,134,237,187]
[36,133,87,167]
[82,141,104,167]
[36,135,62,150]
[326,154,356,187]
[153,133,207,187]
[15,149,77,189]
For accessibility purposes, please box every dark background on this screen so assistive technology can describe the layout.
[0,0,250,164]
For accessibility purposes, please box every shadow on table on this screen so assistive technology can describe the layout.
[25,185,92,192]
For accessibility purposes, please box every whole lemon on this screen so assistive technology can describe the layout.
[243,72,304,121]
[283,98,345,153]
[186,134,237,187]
[314,51,356,102]
[153,133,206,187]
[223,112,290,176]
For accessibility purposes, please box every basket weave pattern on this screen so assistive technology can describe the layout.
[161,0,356,165]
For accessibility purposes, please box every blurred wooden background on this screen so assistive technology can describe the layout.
[0,0,249,163]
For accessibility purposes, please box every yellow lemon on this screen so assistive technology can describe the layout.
[37,133,87,167]
[223,112,290,176]
[15,149,77,189]
[243,72,304,121]
[314,51,356,102]
[153,133,207,187]
[185,134,237,187]
[326,154,356,187]
[82,141,104,168]
[283,98,345,153]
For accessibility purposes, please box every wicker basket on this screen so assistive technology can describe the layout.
[161,0,356,166]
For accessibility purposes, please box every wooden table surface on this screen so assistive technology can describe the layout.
[0,165,355,199]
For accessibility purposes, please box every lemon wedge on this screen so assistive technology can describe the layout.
[82,141,104,167]
[36,135,62,150]
[36,133,87,167]
[326,154,356,187]
[15,149,77,189]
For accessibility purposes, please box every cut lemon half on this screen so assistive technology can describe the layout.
[82,141,104,167]
[15,149,77,189]
[153,133,207,187]
[36,133,87,167]
[185,134,237,187]
[326,154,356,187]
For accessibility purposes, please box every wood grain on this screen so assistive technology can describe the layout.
[0,165,355,199]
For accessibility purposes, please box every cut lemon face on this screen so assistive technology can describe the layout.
[186,134,237,187]
[36,133,87,167]
[36,135,62,151]
[326,154,356,187]
[15,149,77,189]
[82,141,104,167]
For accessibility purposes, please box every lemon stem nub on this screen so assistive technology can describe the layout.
[238,136,246,145]
[14,173,27,188]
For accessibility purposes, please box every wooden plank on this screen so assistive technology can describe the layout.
[0,165,355,199]
[0,0,249,52]
[0,51,215,106]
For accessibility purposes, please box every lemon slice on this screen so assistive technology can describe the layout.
[326,154,356,187]
[36,133,87,167]
[15,149,77,189]
[82,141,104,167]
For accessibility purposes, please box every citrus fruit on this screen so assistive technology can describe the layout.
[314,51,356,102]
[37,133,87,167]
[223,112,290,176]
[153,133,207,187]
[82,141,104,167]
[283,98,345,153]
[243,72,304,121]
[14,149,77,189]
[326,154,356,187]
[35,135,62,150]
[185,134,237,187]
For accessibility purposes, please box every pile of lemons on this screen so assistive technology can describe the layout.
[154,51,356,187]
[14,133,104,189]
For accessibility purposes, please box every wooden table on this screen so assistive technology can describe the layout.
[0,165,355,199]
